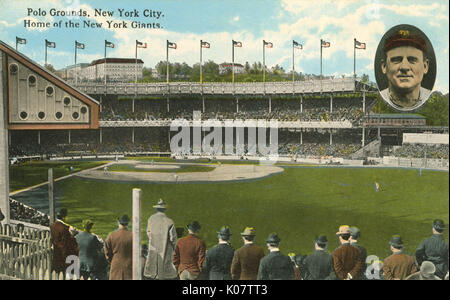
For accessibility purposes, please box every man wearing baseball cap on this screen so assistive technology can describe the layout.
[382,235,417,280]
[231,227,265,280]
[415,219,449,279]
[380,29,431,110]
[332,225,364,280]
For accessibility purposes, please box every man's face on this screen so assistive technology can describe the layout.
[381,46,429,92]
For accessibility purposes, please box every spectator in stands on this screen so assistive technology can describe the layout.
[382,235,417,280]
[303,235,334,280]
[231,227,265,280]
[379,29,431,111]
[50,208,79,273]
[104,215,133,280]
[203,226,235,280]
[415,219,449,279]
[143,199,178,280]
[406,261,441,280]
[75,219,104,280]
[257,233,295,280]
[349,226,368,277]
[332,225,364,280]
[173,221,206,280]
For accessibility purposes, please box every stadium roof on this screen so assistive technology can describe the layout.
[367,113,425,119]
[91,58,144,66]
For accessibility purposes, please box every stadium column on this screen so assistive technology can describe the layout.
[300,95,303,114]
[0,50,10,224]
[268,96,272,113]
[329,94,333,113]
[38,130,41,145]
[68,130,71,144]
[236,97,239,113]
[329,129,333,145]
[132,127,135,144]
[132,188,142,280]
[300,130,303,145]
[99,128,103,143]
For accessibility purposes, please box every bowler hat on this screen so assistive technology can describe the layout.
[57,208,68,219]
[266,233,281,245]
[241,227,256,236]
[420,261,436,279]
[384,29,427,53]
[118,214,130,225]
[82,219,94,230]
[314,235,328,245]
[349,227,361,239]
[336,225,351,235]
[389,235,404,249]
[187,221,201,232]
[217,226,232,239]
[153,199,167,210]
[433,219,445,232]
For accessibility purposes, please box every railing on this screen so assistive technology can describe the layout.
[0,224,91,280]
[73,78,360,95]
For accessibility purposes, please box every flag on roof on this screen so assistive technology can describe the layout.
[75,41,85,49]
[105,40,114,48]
[45,40,56,48]
[136,40,147,48]
[168,41,177,49]
[355,39,366,50]
[321,40,330,48]
[201,41,210,48]
[16,37,27,44]
[233,40,242,47]
[293,40,303,49]
[264,40,273,48]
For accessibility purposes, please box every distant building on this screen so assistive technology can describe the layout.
[59,58,144,82]
[219,62,245,75]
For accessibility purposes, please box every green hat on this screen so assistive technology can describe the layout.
[389,235,404,249]
[118,214,130,225]
[217,226,232,239]
[349,227,361,239]
[187,221,201,232]
[241,227,256,236]
[266,233,281,245]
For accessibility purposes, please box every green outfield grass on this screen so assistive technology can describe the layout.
[9,160,107,192]
[39,166,449,260]
[108,164,215,173]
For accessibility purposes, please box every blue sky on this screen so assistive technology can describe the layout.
[0,0,448,93]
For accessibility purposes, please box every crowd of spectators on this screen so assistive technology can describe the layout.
[393,144,449,159]
[278,143,361,158]
[9,199,50,226]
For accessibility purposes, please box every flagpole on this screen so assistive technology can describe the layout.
[135,40,138,85]
[232,40,235,84]
[292,41,295,93]
[75,41,78,85]
[16,38,18,51]
[104,40,107,86]
[45,39,48,66]
[199,40,202,84]
[263,40,266,93]
[320,39,323,92]
[354,38,356,80]
[166,40,169,84]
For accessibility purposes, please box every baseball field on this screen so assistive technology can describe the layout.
[10,158,449,260]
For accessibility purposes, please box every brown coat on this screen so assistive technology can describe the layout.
[383,252,417,280]
[231,243,265,280]
[173,234,206,276]
[333,243,364,280]
[50,220,79,273]
[104,228,133,280]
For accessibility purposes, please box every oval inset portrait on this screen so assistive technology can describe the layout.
[374,24,436,112]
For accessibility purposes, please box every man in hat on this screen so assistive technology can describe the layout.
[349,226,368,277]
[380,29,431,110]
[173,220,206,280]
[143,199,178,280]
[231,227,265,280]
[75,219,104,280]
[332,225,364,280]
[203,226,235,280]
[415,219,449,279]
[257,233,295,280]
[104,215,133,280]
[406,261,441,280]
[303,235,334,280]
[382,235,417,280]
[50,208,79,273]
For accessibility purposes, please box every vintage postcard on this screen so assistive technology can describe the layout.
[0,0,448,289]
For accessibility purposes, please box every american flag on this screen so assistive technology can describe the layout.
[201,41,210,48]
[105,40,114,48]
[16,37,26,44]
[136,40,147,48]
[75,41,85,49]
[321,40,330,48]
[168,41,177,49]
[45,40,56,48]
[293,40,303,49]
[233,40,242,47]
[264,40,273,48]
[354,39,366,50]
